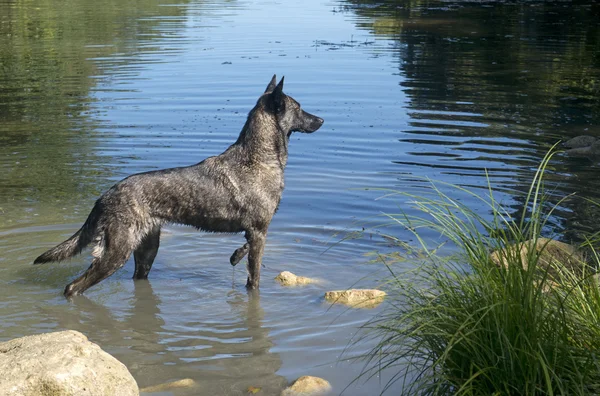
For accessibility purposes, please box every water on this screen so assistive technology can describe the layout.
[1,0,599,394]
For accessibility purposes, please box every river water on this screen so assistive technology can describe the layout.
[1,0,599,394]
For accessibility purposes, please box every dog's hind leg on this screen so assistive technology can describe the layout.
[64,224,135,297]
[230,243,249,266]
[64,248,131,298]
[133,226,161,279]
[245,230,266,289]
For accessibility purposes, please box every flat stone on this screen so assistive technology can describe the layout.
[281,376,332,396]
[0,330,138,396]
[324,289,386,308]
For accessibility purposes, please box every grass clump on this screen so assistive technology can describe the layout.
[359,149,600,395]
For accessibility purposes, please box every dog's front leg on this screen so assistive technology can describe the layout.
[230,243,249,266]
[245,230,266,289]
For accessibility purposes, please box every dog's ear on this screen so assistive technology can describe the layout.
[265,74,277,93]
[271,76,285,112]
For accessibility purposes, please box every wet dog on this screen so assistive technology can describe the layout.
[34,75,323,297]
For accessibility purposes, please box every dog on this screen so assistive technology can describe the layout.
[34,75,323,297]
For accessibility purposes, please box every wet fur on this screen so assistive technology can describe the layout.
[34,76,323,297]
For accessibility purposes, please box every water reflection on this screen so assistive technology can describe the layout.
[340,0,600,242]
[48,282,287,395]
[0,0,193,228]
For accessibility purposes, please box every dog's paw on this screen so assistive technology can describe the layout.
[230,243,249,266]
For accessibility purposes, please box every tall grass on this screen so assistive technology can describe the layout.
[359,149,600,395]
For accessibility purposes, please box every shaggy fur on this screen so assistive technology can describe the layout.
[34,76,323,297]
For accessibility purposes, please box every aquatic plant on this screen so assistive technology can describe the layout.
[357,149,600,395]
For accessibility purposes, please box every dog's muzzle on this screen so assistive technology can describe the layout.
[301,112,324,133]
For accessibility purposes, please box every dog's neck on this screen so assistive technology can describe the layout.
[236,107,289,168]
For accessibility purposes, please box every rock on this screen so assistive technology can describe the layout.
[324,289,386,308]
[281,376,332,396]
[275,271,318,286]
[564,135,597,149]
[563,136,600,157]
[566,141,600,157]
[0,330,138,396]
[140,378,195,393]
[489,237,588,279]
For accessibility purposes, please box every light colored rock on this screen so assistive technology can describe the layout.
[324,289,386,308]
[140,378,195,393]
[281,376,332,396]
[0,330,138,396]
[275,271,318,286]
[489,237,587,278]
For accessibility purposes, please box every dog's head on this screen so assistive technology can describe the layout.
[263,75,324,136]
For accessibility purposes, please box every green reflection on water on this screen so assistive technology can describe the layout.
[0,0,190,229]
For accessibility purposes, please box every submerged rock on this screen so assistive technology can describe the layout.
[563,135,600,157]
[489,237,588,278]
[140,378,196,393]
[324,289,386,308]
[566,141,600,157]
[564,135,597,149]
[0,330,138,396]
[281,376,332,396]
[275,271,318,286]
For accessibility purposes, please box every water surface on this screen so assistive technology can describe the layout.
[1,0,599,394]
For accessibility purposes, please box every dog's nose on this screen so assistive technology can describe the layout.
[312,117,324,130]
[301,112,324,133]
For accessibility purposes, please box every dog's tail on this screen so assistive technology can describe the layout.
[34,218,96,265]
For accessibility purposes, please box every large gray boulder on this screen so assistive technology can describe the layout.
[0,330,138,396]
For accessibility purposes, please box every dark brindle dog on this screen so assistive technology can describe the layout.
[34,75,323,297]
